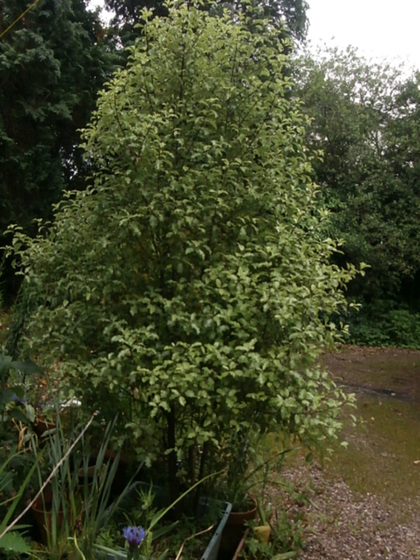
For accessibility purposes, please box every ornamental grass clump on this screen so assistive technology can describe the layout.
[7,1,358,501]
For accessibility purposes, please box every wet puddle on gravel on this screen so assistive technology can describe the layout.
[321,346,420,504]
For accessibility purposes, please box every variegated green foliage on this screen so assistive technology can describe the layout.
[8,2,357,488]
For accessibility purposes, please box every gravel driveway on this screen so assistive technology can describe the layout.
[287,464,420,560]
[270,346,420,559]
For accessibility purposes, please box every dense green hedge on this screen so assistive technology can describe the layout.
[348,301,420,349]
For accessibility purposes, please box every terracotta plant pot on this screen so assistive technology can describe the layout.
[218,496,257,559]
[33,418,56,438]
[227,495,257,525]
[31,487,64,545]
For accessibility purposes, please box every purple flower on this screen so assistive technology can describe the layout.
[123,526,146,549]
[12,394,27,404]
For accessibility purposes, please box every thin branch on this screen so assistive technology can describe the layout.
[0,0,41,40]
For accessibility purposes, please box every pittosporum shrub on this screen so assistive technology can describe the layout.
[7,1,358,497]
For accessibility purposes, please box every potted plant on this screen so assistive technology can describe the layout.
[94,472,232,560]
[221,497,273,560]
[30,483,65,546]
[229,487,307,560]
[25,411,142,558]
[214,439,298,559]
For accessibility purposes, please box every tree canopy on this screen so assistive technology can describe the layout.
[294,47,420,306]
[104,0,309,47]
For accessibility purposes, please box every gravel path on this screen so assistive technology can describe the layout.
[285,464,420,560]
[268,347,420,560]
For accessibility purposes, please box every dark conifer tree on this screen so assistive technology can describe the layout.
[104,0,308,47]
[0,0,115,298]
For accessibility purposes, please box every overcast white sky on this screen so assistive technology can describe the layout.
[306,0,420,70]
[90,0,420,70]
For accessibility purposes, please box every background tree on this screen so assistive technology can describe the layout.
[104,0,309,47]
[8,3,356,497]
[294,47,420,346]
[382,71,420,305]
[0,0,115,299]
